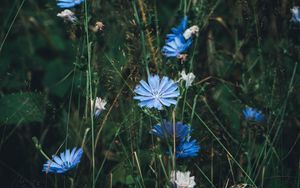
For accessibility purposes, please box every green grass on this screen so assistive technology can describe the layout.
[0,0,300,187]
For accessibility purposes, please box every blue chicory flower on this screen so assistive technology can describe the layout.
[57,0,85,9]
[133,75,180,110]
[166,16,188,42]
[42,147,83,174]
[150,120,191,141]
[176,137,200,158]
[161,16,193,58]
[242,107,265,122]
[291,6,300,23]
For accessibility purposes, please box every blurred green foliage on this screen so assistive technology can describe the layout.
[0,92,45,124]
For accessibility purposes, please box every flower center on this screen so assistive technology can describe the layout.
[152,90,160,99]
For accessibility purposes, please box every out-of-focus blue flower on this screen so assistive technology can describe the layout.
[150,120,191,141]
[42,148,83,174]
[162,16,193,58]
[166,16,188,42]
[57,0,85,9]
[162,36,193,58]
[242,107,265,122]
[176,137,200,158]
[133,75,180,110]
[291,6,300,23]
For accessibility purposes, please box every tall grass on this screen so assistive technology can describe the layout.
[0,0,300,187]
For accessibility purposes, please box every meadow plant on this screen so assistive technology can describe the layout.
[1,0,300,187]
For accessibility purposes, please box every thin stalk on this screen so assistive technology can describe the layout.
[195,164,216,188]
[172,110,176,170]
[0,0,26,54]
[95,127,121,181]
[189,94,198,124]
[297,161,300,188]
[134,151,146,188]
[85,70,89,119]
[181,87,187,122]
[158,155,169,182]
[65,69,75,148]
[137,0,158,72]
[84,1,95,187]
[183,0,187,15]
[94,83,126,149]
[154,0,160,48]
[132,0,150,76]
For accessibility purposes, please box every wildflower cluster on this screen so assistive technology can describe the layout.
[39,2,283,187]
[150,120,200,158]
[40,0,109,176]
[132,16,201,187]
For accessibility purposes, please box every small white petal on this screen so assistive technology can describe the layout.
[183,25,199,40]
[180,70,196,88]
[91,97,107,117]
[57,9,77,23]
[170,170,196,188]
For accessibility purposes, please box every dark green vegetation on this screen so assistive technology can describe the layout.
[1,0,300,187]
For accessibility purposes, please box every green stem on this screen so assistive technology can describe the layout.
[158,155,169,181]
[184,0,187,15]
[84,1,95,187]
[181,87,187,122]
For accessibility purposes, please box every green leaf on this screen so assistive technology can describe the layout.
[0,92,45,124]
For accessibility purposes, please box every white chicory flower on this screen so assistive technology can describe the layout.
[57,9,77,23]
[183,25,199,40]
[291,6,300,23]
[91,97,107,117]
[170,170,196,188]
[180,70,196,88]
